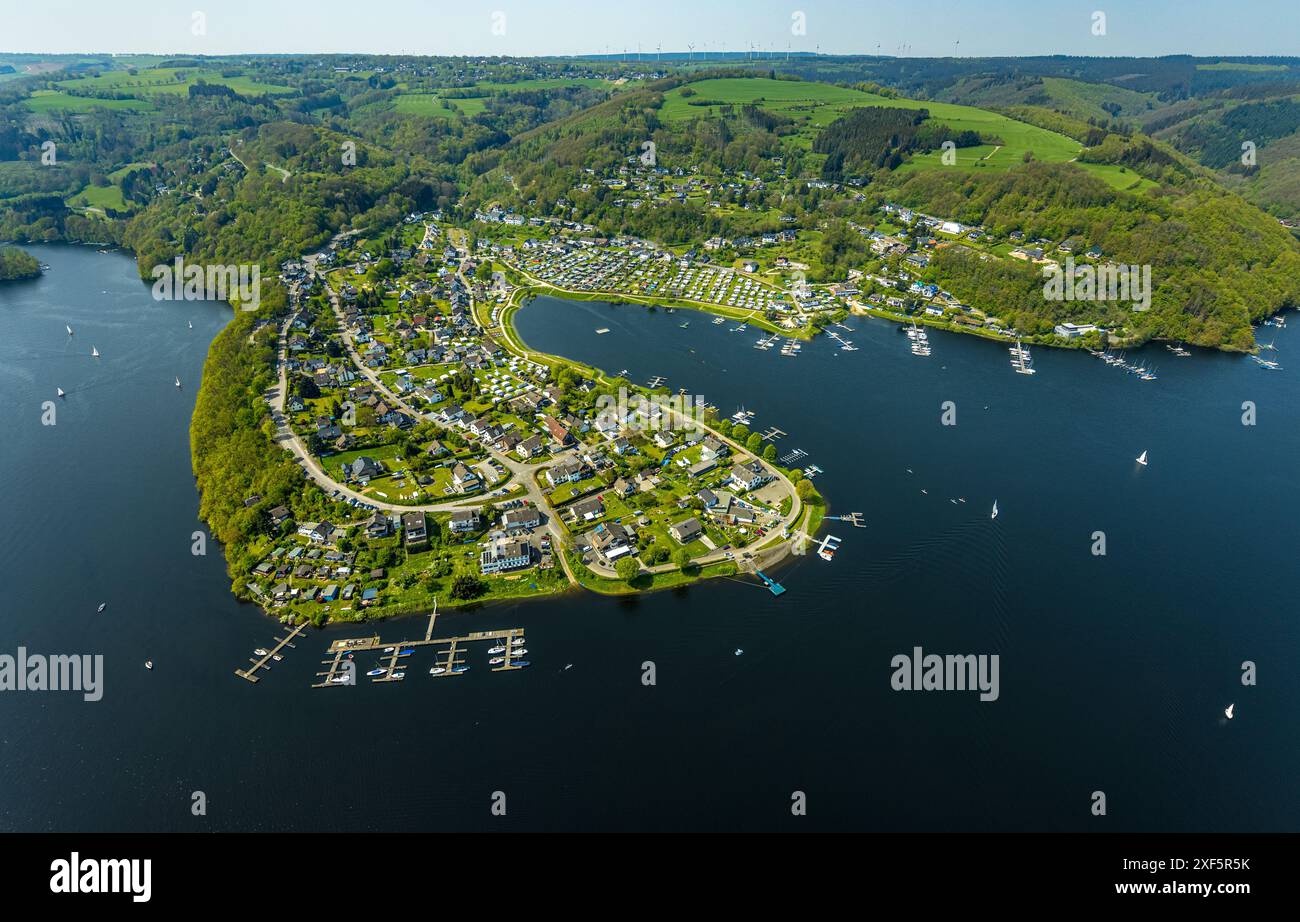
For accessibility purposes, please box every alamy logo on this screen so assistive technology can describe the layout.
[1042,257,1151,312]
[0,647,103,701]
[151,257,260,311]
[890,647,1000,701]
[50,853,151,902]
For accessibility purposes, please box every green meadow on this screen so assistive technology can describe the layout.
[662,76,1145,189]
[53,67,295,98]
[25,90,147,112]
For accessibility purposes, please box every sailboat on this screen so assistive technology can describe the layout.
[991,500,999,520]
[144,661,153,670]
[187,320,193,330]
[175,376,182,388]
[1225,703,1234,720]
[91,346,100,358]
[66,324,74,336]
[96,602,106,612]
[1136,450,1148,466]
[57,387,65,398]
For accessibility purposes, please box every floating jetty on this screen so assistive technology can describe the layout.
[803,464,824,480]
[779,448,808,465]
[755,333,779,351]
[826,512,866,528]
[235,622,309,684]
[759,426,786,441]
[756,570,786,596]
[816,535,841,561]
[647,375,667,387]
[313,603,530,687]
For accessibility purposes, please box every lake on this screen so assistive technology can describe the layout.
[0,246,1295,831]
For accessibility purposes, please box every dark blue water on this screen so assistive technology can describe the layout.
[0,248,1294,831]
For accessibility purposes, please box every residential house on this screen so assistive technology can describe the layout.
[449,509,481,534]
[480,537,532,574]
[402,511,428,550]
[669,517,704,544]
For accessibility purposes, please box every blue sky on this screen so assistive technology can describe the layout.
[3,0,1296,57]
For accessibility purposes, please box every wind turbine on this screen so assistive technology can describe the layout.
[687,42,694,62]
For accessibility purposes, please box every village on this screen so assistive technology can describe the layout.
[240,216,810,625]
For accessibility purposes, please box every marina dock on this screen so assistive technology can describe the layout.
[312,603,529,687]
[756,570,786,596]
[826,512,866,527]
[235,621,309,684]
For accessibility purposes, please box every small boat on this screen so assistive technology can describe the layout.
[451,666,470,674]
[991,500,999,520]
[429,666,446,675]
[510,660,530,668]
[382,646,395,652]
[564,663,573,670]
[734,648,744,656]
[489,657,505,665]
[66,324,74,336]
[272,654,283,662]
[1225,704,1234,719]
[91,346,100,358]
[488,645,507,655]
[144,661,153,670]
[366,668,386,677]
[254,648,270,656]
[57,387,65,398]
[330,674,350,684]
[175,377,181,388]
[390,671,405,679]
[509,648,528,657]
[1136,450,1148,466]
[187,320,193,330]
[96,602,106,612]
[397,648,415,656]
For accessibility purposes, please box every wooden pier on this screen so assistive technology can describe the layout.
[236,621,309,684]
[759,426,786,441]
[779,447,808,465]
[312,602,530,687]
[827,512,866,528]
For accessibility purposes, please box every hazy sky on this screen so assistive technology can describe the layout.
[3,0,1296,58]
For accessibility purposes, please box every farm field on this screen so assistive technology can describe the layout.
[24,90,147,112]
[52,67,295,98]
[661,76,1141,188]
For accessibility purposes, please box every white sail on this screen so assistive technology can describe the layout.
[1136,450,1148,465]
[66,324,73,336]
[991,500,999,520]
[91,346,99,357]
[1225,703,1234,720]
[56,387,65,397]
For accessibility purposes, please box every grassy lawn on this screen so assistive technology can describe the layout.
[66,182,128,212]
[567,550,737,595]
